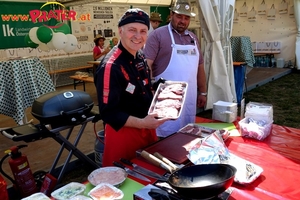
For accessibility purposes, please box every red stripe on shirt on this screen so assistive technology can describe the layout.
[103,48,122,103]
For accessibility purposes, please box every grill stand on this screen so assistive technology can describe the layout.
[1,115,98,185]
[47,116,98,183]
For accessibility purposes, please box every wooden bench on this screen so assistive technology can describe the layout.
[69,75,94,91]
[48,65,93,75]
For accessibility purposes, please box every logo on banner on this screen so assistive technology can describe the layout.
[29,1,91,28]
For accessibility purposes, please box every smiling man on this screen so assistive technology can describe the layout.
[94,8,168,167]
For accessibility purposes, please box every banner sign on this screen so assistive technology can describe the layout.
[0,1,73,49]
[0,2,45,49]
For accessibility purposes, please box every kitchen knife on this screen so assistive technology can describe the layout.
[113,161,150,182]
[120,158,168,181]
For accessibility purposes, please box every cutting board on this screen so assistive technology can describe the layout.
[144,132,201,164]
[197,123,236,130]
[197,123,240,136]
[84,178,144,199]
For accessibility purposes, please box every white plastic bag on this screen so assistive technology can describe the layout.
[233,9,239,23]
[242,102,273,140]
[248,7,256,21]
[245,101,273,123]
[258,0,267,15]
[239,2,248,17]
[278,0,288,14]
[267,4,276,20]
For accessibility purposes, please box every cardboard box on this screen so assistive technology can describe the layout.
[212,101,237,123]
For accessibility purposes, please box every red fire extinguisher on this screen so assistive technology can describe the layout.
[0,174,9,200]
[3,145,37,197]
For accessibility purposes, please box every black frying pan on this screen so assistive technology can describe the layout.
[168,164,236,199]
[140,151,236,199]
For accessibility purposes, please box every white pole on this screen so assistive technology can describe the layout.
[294,0,300,69]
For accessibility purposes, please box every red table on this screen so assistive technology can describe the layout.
[131,117,300,200]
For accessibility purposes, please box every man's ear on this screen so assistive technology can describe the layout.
[118,27,122,35]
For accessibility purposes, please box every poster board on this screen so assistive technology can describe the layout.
[70,4,151,45]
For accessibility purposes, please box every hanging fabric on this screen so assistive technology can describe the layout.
[279,0,288,14]
[289,0,294,18]
[267,4,276,20]
[248,6,257,21]
[239,2,248,17]
[258,0,267,15]
[197,0,237,109]
[233,8,239,23]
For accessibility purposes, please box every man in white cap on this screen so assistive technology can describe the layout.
[144,0,207,138]
[94,8,168,166]
[148,12,163,35]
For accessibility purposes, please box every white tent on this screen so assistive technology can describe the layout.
[197,0,236,109]
[294,0,300,70]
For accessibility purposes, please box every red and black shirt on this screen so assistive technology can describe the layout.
[94,42,153,131]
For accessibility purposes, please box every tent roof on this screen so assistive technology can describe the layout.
[27,0,173,6]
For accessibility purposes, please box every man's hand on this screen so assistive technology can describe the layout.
[152,78,166,91]
[125,113,169,129]
[141,113,169,129]
[197,94,207,108]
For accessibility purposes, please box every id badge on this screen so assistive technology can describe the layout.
[126,82,135,94]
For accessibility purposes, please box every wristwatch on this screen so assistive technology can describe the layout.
[199,92,207,96]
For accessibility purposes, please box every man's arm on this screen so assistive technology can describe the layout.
[197,62,207,108]
[197,62,206,93]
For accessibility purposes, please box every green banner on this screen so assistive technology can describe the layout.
[150,6,170,26]
[0,1,59,49]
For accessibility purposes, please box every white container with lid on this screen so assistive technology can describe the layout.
[276,58,285,68]
[51,182,86,200]
[212,101,237,123]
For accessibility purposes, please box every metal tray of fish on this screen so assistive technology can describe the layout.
[148,81,188,120]
[178,123,230,141]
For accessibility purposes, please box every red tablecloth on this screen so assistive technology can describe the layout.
[131,117,300,200]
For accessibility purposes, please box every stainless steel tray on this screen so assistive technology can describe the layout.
[148,81,188,120]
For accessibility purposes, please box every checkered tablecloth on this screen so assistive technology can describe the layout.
[230,36,255,67]
[0,57,55,124]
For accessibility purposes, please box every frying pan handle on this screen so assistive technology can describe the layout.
[154,152,178,171]
[140,150,173,173]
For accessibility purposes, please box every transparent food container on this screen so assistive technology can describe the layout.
[88,183,124,200]
[21,192,51,200]
[51,182,86,200]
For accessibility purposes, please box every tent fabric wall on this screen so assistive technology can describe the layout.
[197,0,236,109]
[294,0,300,69]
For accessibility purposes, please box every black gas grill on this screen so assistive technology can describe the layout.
[1,90,100,184]
[31,90,94,128]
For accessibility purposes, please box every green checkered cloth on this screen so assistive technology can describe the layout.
[0,57,55,124]
[230,36,255,67]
